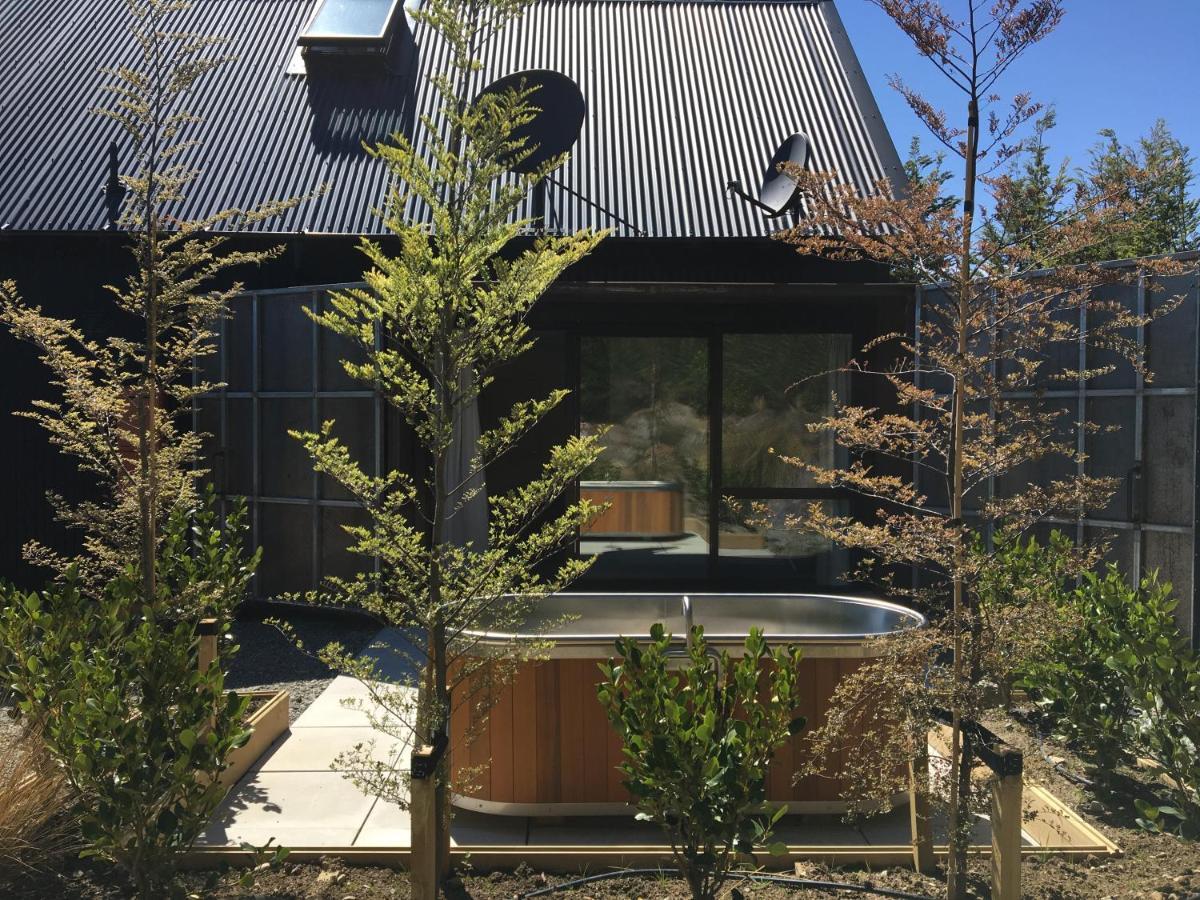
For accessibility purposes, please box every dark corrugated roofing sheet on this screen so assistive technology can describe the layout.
[0,0,902,238]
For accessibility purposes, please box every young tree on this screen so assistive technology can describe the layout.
[775,2,1186,895]
[597,625,805,900]
[0,0,301,891]
[283,0,605,894]
[903,136,957,212]
[1080,120,1200,261]
[0,499,258,897]
[0,0,298,605]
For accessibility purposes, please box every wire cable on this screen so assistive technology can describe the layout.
[518,866,936,900]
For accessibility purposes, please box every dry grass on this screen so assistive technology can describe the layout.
[0,720,78,875]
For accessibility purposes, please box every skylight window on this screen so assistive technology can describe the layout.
[299,0,403,51]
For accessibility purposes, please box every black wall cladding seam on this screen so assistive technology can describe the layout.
[0,0,902,238]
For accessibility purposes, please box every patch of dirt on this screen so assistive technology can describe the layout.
[979,709,1200,899]
[2,704,1199,898]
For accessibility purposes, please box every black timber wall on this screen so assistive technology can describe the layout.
[0,230,895,587]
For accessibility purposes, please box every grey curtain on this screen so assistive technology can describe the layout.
[445,370,488,551]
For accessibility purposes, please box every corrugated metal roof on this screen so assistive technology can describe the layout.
[0,0,903,238]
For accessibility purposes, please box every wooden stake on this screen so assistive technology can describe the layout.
[990,750,1023,900]
[908,739,935,874]
[410,749,439,900]
[197,618,219,674]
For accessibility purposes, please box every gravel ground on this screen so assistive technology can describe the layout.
[0,709,22,755]
[225,611,380,723]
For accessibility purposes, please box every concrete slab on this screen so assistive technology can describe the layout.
[355,801,527,848]
[772,816,865,847]
[199,770,381,848]
[527,815,660,846]
[855,807,913,845]
[291,675,413,729]
[255,726,408,772]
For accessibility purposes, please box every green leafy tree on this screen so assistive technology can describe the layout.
[0,0,300,602]
[596,625,805,900]
[282,0,604,893]
[1080,120,1200,261]
[984,108,1074,268]
[0,497,258,897]
[904,136,957,212]
[0,0,301,891]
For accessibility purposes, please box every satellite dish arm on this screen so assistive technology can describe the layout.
[545,174,645,236]
[725,180,775,215]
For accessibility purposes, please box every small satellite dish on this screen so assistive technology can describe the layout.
[474,69,585,174]
[758,132,810,216]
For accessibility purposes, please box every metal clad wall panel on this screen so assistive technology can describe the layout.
[0,0,902,238]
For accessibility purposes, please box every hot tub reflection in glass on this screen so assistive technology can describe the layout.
[450,593,926,816]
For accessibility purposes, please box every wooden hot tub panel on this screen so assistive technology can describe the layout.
[579,485,684,538]
[451,656,868,809]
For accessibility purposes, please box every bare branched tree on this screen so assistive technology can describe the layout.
[775,2,1187,894]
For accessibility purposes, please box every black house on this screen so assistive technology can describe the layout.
[0,0,941,597]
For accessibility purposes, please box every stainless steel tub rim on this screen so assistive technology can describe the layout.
[463,592,926,655]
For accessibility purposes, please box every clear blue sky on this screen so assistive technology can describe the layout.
[835,0,1200,196]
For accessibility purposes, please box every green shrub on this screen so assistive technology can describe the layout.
[1098,572,1200,835]
[0,494,257,896]
[975,528,1081,706]
[1022,565,1200,834]
[1019,564,1138,773]
[596,624,805,900]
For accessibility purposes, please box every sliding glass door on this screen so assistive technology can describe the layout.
[579,336,710,581]
[577,331,852,588]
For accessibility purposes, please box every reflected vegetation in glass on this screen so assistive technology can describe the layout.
[579,337,709,579]
[718,498,849,584]
[722,334,850,489]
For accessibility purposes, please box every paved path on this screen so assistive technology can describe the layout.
[199,631,1010,851]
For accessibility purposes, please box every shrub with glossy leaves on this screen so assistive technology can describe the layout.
[1098,572,1200,836]
[1021,565,1155,772]
[0,495,256,897]
[596,624,805,900]
[1022,565,1200,835]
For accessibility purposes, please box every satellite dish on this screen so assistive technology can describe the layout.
[474,69,585,174]
[758,132,810,216]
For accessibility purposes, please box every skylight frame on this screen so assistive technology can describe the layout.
[297,0,405,48]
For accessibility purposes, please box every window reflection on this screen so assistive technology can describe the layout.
[718,498,849,585]
[722,334,850,489]
[579,337,709,580]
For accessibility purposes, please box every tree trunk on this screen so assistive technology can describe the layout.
[138,13,162,614]
[946,92,980,900]
[139,286,157,610]
[410,624,451,899]
[412,378,453,898]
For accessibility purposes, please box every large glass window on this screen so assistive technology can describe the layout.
[577,332,852,587]
[719,334,851,583]
[579,336,709,581]
[722,334,850,489]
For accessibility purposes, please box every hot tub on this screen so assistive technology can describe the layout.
[450,593,925,816]
[579,480,685,539]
